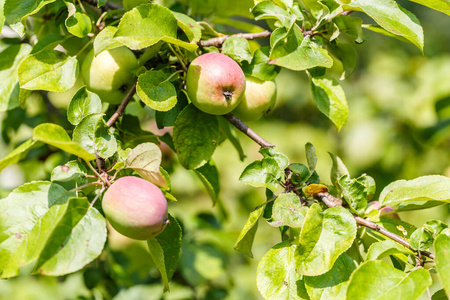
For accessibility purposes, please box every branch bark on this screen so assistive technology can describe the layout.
[106,83,137,127]
[316,192,435,261]
[223,113,275,148]
[198,30,271,47]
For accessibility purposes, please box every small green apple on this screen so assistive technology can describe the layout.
[186,52,246,115]
[81,47,138,104]
[232,76,277,122]
[102,176,168,240]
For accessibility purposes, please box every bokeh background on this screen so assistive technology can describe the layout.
[0,1,449,299]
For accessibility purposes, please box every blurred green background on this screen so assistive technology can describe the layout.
[0,2,450,299]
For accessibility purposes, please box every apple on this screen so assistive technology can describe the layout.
[232,76,277,122]
[186,52,246,115]
[102,176,168,240]
[81,47,138,104]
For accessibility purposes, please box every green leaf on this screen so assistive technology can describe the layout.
[256,241,309,300]
[288,163,310,185]
[18,50,79,93]
[114,4,197,51]
[222,36,252,64]
[73,113,117,159]
[173,104,219,169]
[259,147,289,170]
[51,160,87,182]
[3,0,56,36]
[295,203,357,276]
[65,2,92,38]
[33,123,96,161]
[310,74,348,131]
[269,192,308,228]
[432,289,449,300]
[124,142,168,189]
[347,260,432,300]
[435,233,450,297]
[344,0,424,51]
[94,26,123,56]
[239,157,282,192]
[0,43,32,111]
[408,0,450,16]
[31,34,65,55]
[328,42,357,80]
[270,26,333,71]
[33,198,106,276]
[0,139,36,172]
[338,175,372,215]
[242,46,281,81]
[366,240,414,261]
[172,12,201,44]
[155,90,188,129]
[304,253,356,300]
[305,142,317,172]
[0,0,4,29]
[67,87,102,125]
[148,214,182,292]
[334,15,365,43]
[252,1,291,28]
[329,152,350,186]
[136,70,177,111]
[194,160,220,205]
[0,182,106,278]
[410,220,448,251]
[379,175,450,211]
[234,204,265,258]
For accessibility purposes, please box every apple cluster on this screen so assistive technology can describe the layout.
[186,52,277,121]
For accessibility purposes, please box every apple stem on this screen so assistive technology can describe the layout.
[106,83,137,127]
[198,30,272,48]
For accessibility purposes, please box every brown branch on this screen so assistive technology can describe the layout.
[106,83,137,127]
[316,192,435,260]
[198,30,271,48]
[223,113,275,148]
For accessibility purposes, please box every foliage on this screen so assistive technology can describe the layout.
[0,0,449,299]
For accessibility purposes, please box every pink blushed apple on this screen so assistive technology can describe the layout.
[186,52,246,115]
[102,176,168,240]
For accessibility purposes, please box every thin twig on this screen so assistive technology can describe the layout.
[198,30,271,48]
[223,113,275,148]
[89,187,105,209]
[315,192,435,260]
[106,83,137,127]
[67,181,102,193]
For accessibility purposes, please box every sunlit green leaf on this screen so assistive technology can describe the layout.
[295,204,357,276]
[347,260,432,300]
[72,113,117,159]
[222,36,252,64]
[435,233,450,296]
[0,139,36,173]
[304,253,356,300]
[51,160,87,182]
[408,0,450,16]
[137,70,177,111]
[344,0,424,50]
[269,193,308,228]
[379,175,450,211]
[310,74,348,131]
[18,50,79,93]
[94,26,123,56]
[65,2,92,38]
[33,123,95,161]
[366,240,413,261]
[239,157,282,192]
[148,214,181,292]
[67,87,102,126]
[0,43,32,111]
[194,160,220,205]
[234,204,265,258]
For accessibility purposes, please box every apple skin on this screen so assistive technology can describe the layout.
[102,176,168,240]
[81,47,138,104]
[232,76,277,122]
[186,52,246,115]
